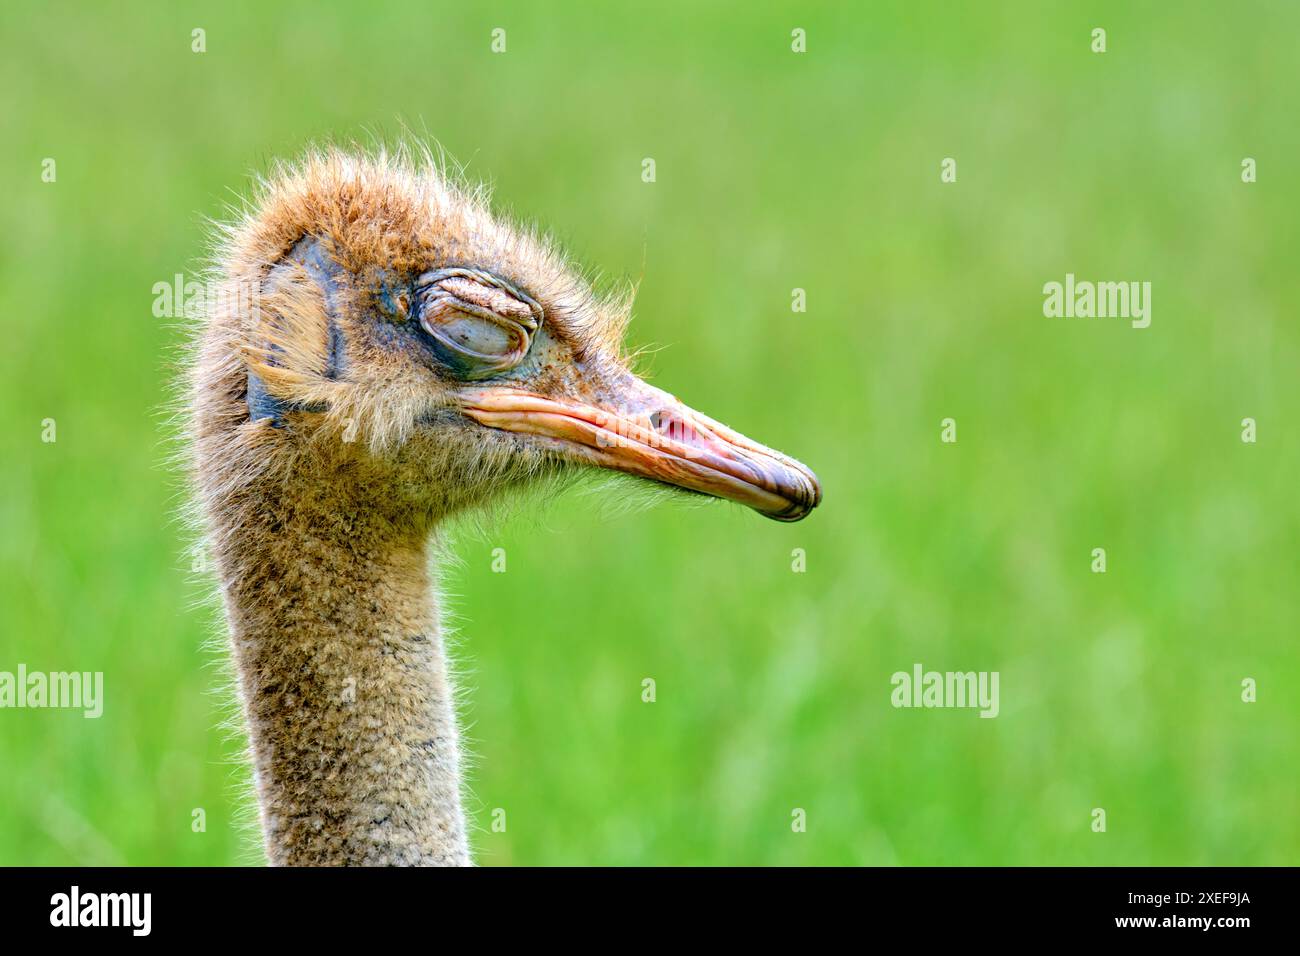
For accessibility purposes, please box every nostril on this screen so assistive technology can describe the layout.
[649,409,683,441]
[651,410,696,447]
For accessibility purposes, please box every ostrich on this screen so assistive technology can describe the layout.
[187,147,821,866]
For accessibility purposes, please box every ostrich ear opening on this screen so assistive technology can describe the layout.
[245,236,348,426]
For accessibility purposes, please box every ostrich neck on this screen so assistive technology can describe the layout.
[217,496,469,866]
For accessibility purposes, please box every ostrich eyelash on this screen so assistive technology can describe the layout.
[375,269,542,328]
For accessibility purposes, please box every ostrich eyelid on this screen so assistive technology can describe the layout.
[414,267,543,333]
[417,296,533,381]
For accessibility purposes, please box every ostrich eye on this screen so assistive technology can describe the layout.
[415,269,543,380]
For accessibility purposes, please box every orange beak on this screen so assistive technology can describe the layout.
[460,377,821,521]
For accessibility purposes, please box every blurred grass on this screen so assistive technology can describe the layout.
[0,0,1296,865]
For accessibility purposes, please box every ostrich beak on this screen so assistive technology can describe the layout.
[459,375,821,521]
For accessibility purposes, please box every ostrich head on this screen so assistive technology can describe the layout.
[196,147,820,547]
[189,147,821,866]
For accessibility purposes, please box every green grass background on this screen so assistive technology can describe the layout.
[1,1,1296,865]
